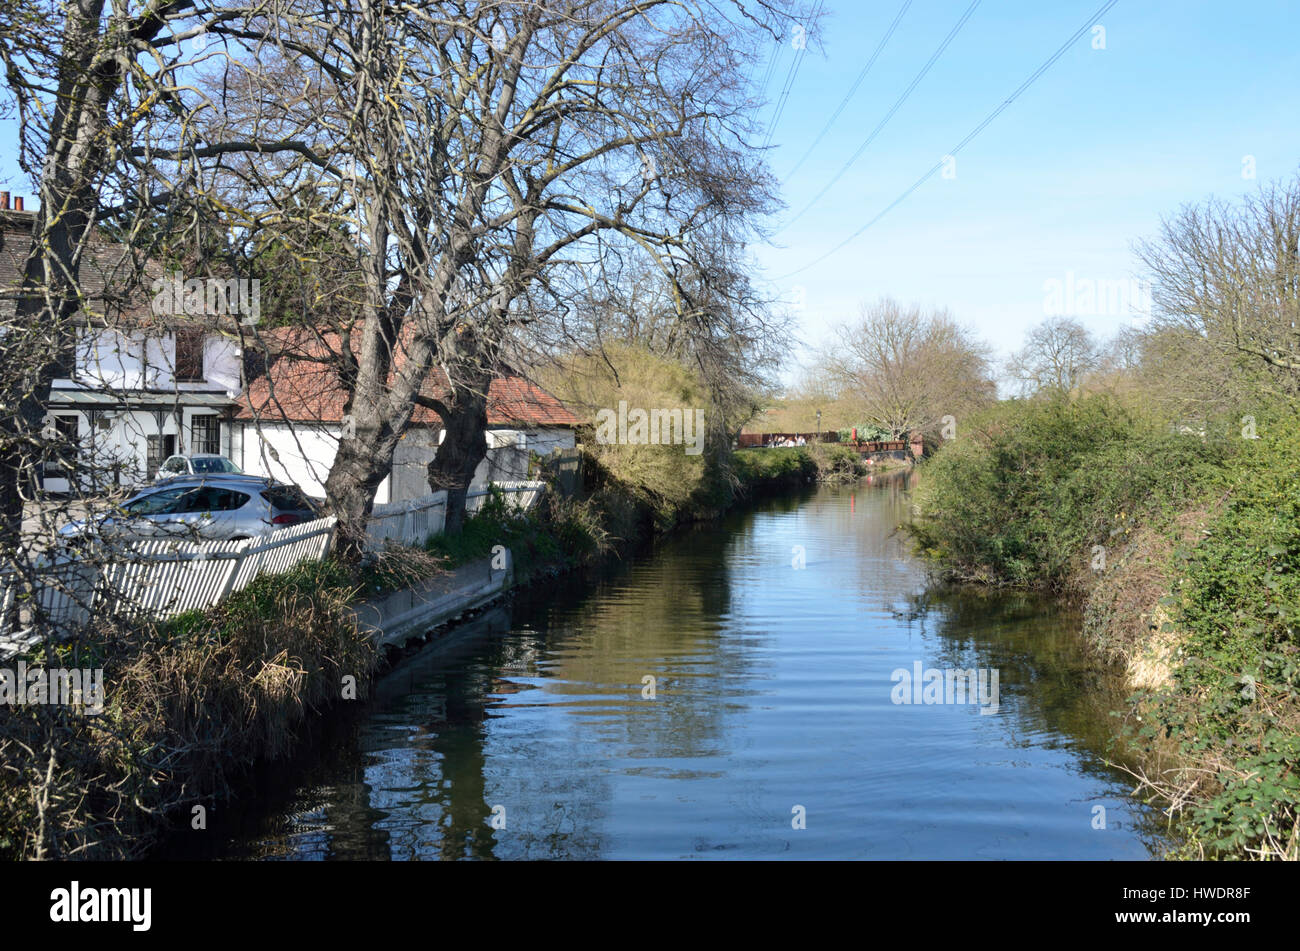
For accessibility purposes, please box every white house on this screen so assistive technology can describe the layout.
[1,198,246,492]
[232,327,579,503]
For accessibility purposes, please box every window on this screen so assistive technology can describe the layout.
[191,415,221,455]
[191,455,240,474]
[52,415,79,445]
[160,456,188,476]
[122,486,190,516]
[146,434,176,479]
[174,330,205,381]
[48,415,80,477]
[180,487,249,513]
[262,486,317,514]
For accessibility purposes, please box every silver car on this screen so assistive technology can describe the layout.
[154,453,243,481]
[60,475,321,543]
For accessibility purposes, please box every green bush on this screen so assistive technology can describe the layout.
[730,446,818,488]
[425,485,609,576]
[1136,418,1300,858]
[910,394,1231,590]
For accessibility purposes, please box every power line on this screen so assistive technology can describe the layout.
[782,0,981,228]
[762,0,825,150]
[755,34,783,107]
[776,0,1121,281]
[786,0,914,180]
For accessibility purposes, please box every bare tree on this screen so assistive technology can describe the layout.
[1005,316,1100,396]
[1137,171,1300,399]
[820,298,995,441]
[0,0,314,623]
[213,0,807,543]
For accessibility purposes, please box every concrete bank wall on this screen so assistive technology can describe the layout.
[350,552,513,649]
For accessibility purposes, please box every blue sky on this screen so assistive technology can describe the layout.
[755,0,1300,381]
[2,2,1296,387]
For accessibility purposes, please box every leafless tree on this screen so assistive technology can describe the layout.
[820,298,995,441]
[1005,315,1100,396]
[213,0,809,543]
[1136,171,1300,400]
[0,0,321,633]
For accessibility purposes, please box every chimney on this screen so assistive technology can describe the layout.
[13,197,23,211]
[0,192,8,210]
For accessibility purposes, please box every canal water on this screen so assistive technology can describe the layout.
[198,474,1166,859]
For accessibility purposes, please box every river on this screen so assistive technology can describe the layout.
[188,473,1167,860]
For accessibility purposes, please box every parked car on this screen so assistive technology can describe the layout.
[58,475,321,543]
[154,453,243,481]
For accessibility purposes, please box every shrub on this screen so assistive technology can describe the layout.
[1132,418,1300,858]
[909,394,1231,590]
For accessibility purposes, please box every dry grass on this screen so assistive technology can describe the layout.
[0,562,382,860]
[1081,500,1220,688]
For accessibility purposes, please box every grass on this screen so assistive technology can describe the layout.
[424,485,611,578]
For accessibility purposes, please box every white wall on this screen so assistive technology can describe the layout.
[524,428,576,456]
[236,421,374,502]
[201,336,242,394]
[76,330,143,389]
[57,328,241,394]
[469,428,576,490]
[43,406,236,490]
[239,422,575,503]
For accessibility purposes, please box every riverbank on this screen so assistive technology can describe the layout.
[0,444,863,860]
[908,394,1300,860]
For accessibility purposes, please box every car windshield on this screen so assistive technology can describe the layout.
[192,457,241,474]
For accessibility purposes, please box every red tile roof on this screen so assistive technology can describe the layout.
[235,327,580,428]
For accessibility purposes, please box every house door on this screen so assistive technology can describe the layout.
[146,433,176,480]
[39,414,80,494]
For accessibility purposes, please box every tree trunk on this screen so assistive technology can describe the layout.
[0,0,115,566]
[427,380,490,536]
[324,392,412,561]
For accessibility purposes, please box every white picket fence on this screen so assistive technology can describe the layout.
[365,481,545,548]
[1,481,546,651]
[0,518,337,643]
[367,491,448,548]
[465,480,546,515]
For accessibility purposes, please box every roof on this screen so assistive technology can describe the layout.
[1,211,239,331]
[1,213,153,325]
[235,327,580,429]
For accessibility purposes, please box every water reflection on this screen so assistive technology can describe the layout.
[206,474,1165,860]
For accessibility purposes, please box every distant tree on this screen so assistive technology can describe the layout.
[1005,316,1100,396]
[820,298,995,441]
[1136,171,1300,400]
